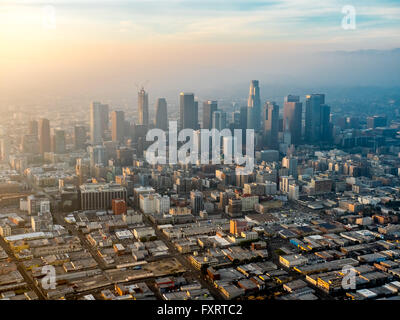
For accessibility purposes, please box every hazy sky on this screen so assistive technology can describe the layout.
[1,0,400,103]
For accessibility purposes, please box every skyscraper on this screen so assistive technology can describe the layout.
[179,92,198,130]
[202,100,218,130]
[247,80,261,130]
[305,94,323,143]
[238,106,248,145]
[305,94,331,143]
[28,120,38,136]
[263,102,279,149]
[240,106,248,130]
[138,87,149,126]
[21,135,40,154]
[155,98,168,131]
[283,95,303,145]
[212,110,227,131]
[321,104,331,142]
[51,129,66,154]
[74,125,86,150]
[90,102,109,145]
[38,118,51,154]
[233,111,241,128]
[194,101,199,130]
[88,145,107,168]
[111,110,125,143]
[100,104,109,137]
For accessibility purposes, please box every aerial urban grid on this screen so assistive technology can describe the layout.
[1,0,400,305]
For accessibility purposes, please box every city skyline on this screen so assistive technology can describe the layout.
[1,0,400,306]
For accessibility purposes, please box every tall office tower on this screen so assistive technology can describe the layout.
[21,135,40,154]
[247,80,261,130]
[202,100,218,130]
[132,124,148,145]
[179,92,198,130]
[233,111,241,128]
[138,87,149,126]
[263,102,279,149]
[74,125,86,150]
[38,118,51,154]
[100,104,109,137]
[28,120,38,136]
[212,110,227,130]
[155,98,168,131]
[321,104,331,141]
[283,95,303,145]
[111,110,125,143]
[51,129,66,154]
[305,94,325,143]
[239,106,248,145]
[88,145,107,168]
[240,106,248,130]
[124,121,132,139]
[190,190,204,215]
[90,102,109,145]
[194,101,199,130]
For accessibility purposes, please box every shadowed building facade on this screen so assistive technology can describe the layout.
[283,95,303,145]
[202,100,217,130]
[155,98,168,131]
[90,101,109,145]
[111,110,125,143]
[51,129,66,154]
[38,118,51,154]
[305,94,331,143]
[179,92,198,130]
[263,101,279,150]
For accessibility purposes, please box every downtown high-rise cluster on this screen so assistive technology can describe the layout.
[88,81,332,155]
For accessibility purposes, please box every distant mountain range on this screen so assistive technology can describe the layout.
[324,48,400,56]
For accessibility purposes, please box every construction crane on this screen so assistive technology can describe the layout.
[135,80,149,92]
